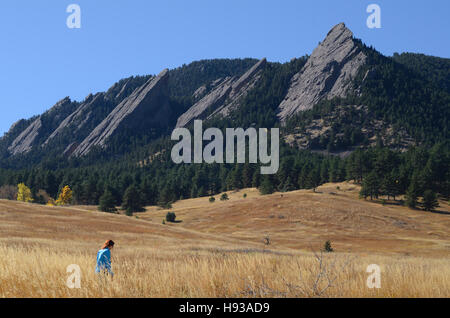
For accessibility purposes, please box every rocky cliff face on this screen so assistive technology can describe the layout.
[176,58,266,127]
[41,76,151,153]
[277,23,367,121]
[4,22,434,161]
[176,77,234,128]
[8,117,42,155]
[43,93,105,147]
[72,69,170,156]
[7,97,74,155]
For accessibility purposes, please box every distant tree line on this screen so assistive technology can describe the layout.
[0,143,447,213]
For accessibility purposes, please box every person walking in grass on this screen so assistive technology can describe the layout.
[95,240,115,279]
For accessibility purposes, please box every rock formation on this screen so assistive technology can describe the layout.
[7,97,73,155]
[72,69,170,156]
[176,77,234,127]
[43,93,105,147]
[8,117,42,155]
[277,23,367,121]
[176,58,267,127]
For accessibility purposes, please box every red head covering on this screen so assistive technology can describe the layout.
[101,240,115,249]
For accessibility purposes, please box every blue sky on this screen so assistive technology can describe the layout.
[0,0,448,135]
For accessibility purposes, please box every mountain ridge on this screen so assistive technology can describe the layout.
[1,23,448,165]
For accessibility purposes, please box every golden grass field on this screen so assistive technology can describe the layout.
[0,182,449,298]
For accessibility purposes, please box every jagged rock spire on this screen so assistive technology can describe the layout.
[277,23,367,121]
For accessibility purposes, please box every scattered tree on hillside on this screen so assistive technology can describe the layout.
[166,212,176,223]
[259,175,275,195]
[359,172,380,200]
[405,176,421,209]
[55,185,72,206]
[158,185,173,209]
[122,185,144,215]
[99,189,117,213]
[307,168,321,192]
[17,183,33,203]
[422,190,439,212]
[346,149,370,183]
[381,172,401,200]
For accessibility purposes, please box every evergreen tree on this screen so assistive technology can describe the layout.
[381,171,401,200]
[405,173,421,209]
[422,190,439,212]
[231,165,243,189]
[242,164,253,188]
[158,185,172,207]
[259,175,275,195]
[405,187,418,209]
[360,172,380,200]
[122,185,144,214]
[252,170,260,188]
[166,212,177,222]
[99,189,117,213]
[346,149,368,183]
[281,178,296,192]
[307,168,321,192]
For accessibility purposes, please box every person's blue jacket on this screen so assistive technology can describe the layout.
[95,248,113,276]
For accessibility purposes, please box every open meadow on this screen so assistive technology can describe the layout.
[0,182,449,297]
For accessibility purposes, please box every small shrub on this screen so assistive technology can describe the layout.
[381,199,386,206]
[323,240,334,252]
[336,186,340,190]
[209,196,215,203]
[166,212,176,223]
[35,189,51,205]
[243,193,247,198]
[220,193,229,201]
[0,185,17,200]
[162,219,166,225]
[125,208,133,217]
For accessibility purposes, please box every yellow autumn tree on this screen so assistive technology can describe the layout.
[17,183,33,203]
[55,185,72,206]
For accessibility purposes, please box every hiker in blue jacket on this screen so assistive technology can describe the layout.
[95,240,115,278]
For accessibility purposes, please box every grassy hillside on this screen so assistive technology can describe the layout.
[140,182,450,256]
[0,183,449,297]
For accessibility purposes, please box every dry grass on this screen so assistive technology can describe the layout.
[141,182,450,257]
[1,242,448,298]
[0,182,449,298]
